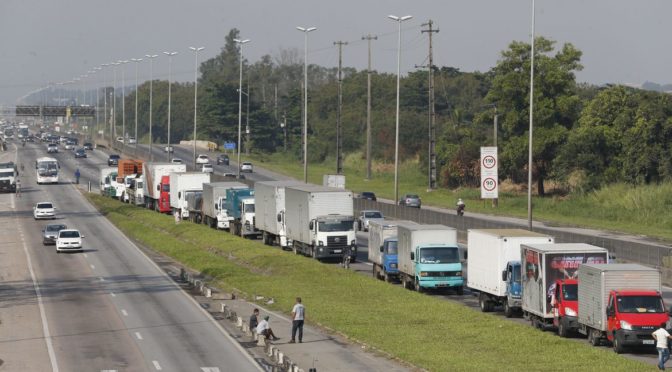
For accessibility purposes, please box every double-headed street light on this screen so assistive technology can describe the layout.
[189,46,205,169]
[145,54,158,161]
[131,58,143,154]
[234,38,250,178]
[388,14,412,204]
[118,60,129,145]
[163,51,178,161]
[296,26,317,183]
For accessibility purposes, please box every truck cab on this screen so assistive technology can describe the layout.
[410,244,463,293]
[157,175,171,213]
[0,162,18,193]
[503,260,522,317]
[214,196,229,229]
[309,215,357,260]
[606,290,669,353]
[551,279,578,337]
[380,237,399,280]
[225,188,260,238]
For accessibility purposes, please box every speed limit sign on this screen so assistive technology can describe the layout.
[480,147,498,198]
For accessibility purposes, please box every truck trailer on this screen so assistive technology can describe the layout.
[369,220,416,282]
[142,163,186,213]
[201,182,248,229]
[578,263,668,353]
[254,180,303,248]
[397,224,463,293]
[169,172,211,219]
[467,229,554,317]
[521,243,608,330]
[284,184,356,260]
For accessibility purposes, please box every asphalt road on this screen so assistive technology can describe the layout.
[2,141,262,371]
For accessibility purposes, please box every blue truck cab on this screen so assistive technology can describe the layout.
[412,244,463,293]
[503,260,522,315]
[224,188,259,238]
[381,237,399,277]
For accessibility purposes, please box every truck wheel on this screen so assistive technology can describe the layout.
[557,319,568,338]
[293,244,299,255]
[455,286,464,295]
[414,279,424,293]
[479,293,492,312]
[589,330,601,346]
[504,302,513,318]
[384,272,391,282]
[612,333,625,354]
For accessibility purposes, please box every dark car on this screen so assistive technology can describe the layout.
[216,154,230,165]
[83,142,94,150]
[359,191,377,201]
[399,193,421,208]
[42,223,68,245]
[108,154,120,166]
[74,148,87,158]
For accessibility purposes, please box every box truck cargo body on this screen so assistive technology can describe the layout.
[284,185,355,260]
[254,181,304,248]
[467,229,554,316]
[369,220,416,282]
[143,163,186,212]
[202,182,248,229]
[169,172,211,218]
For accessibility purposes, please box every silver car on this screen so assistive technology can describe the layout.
[357,210,385,231]
[42,223,68,245]
[399,194,421,208]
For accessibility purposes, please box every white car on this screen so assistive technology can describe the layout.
[171,158,183,164]
[56,229,84,253]
[33,202,55,220]
[128,137,136,144]
[201,163,214,173]
[116,136,124,143]
[196,154,210,164]
[240,162,253,173]
[164,145,174,153]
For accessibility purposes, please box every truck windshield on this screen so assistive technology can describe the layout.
[617,295,665,313]
[511,266,521,282]
[0,170,14,178]
[318,219,355,232]
[364,211,382,218]
[419,247,459,264]
[562,284,578,301]
[244,203,255,213]
[385,240,398,255]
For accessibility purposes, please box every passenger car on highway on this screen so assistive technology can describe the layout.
[216,154,230,165]
[164,145,174,153]
[357,210,385,231]
[47,143,58,153]
[201,163,214,173]
[398,194,421,208]
[116,136,124,143]
[196,154,210,164]
[171,158,183,164]
[107,154,120,166]
[33,202,55,220]
[128,137,136,144]
[240,162,253,173]
[56,229,84,253]
[358,191,377,201]
[74,148,87,158]
[42,223,67,245]
[83,142,94,150]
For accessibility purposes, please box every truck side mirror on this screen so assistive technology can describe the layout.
[464,251,468,260]
[178,192,181,198]
[379,245,384,253]
[502,270,508,281]
[669,306,672,317]
[277,213,282,222]
[309,221,314,230]
[410,252,415,260]
[157,185,160,191]
[606,308,614,317]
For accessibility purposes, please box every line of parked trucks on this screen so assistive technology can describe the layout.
[100,160,670,355]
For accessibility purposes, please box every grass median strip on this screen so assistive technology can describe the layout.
[88,194,651,371]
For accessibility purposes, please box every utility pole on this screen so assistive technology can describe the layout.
[334,41,347,174]
[421,20,439,191]
[245,74,250,156]
[362,34,377,180]
[282,111,287,152]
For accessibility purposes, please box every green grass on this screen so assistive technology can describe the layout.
[244,151,672,241]
[88,194,652,371]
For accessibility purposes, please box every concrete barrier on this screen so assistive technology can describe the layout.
[236,316,243,327]
[257,336,266,347]
[205,287,212,298]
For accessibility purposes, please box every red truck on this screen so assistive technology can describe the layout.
[551,278,578,337]
[142,162,186,213]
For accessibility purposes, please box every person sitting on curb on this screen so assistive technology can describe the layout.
[256,315,279,341]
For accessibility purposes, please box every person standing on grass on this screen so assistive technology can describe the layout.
[653,323,672,370]
[289,297,305,343]
[249,308,259,330]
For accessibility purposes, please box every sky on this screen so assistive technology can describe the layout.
[0,0,670,105]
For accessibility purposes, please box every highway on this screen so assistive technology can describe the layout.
[0,141,262,371]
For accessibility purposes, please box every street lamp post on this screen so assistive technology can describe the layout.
[118,60,129,145]
[163,51,178,161]
[528,0,536,230]
[101,64,110,142]
[111,62,119,141]
[296,26,317,183]
[189,46,205,169]
[145,54,158,161]
[388,14,413,204]
[131,58,143,155]
[93,67,102,137]
[234,38,250,178]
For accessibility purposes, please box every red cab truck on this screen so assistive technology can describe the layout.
[550,278,578,337]
[142,162,186,213]
[577,263,669,353]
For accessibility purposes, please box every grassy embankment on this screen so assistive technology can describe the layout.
[88,194,650,371]
[243,151,672,241]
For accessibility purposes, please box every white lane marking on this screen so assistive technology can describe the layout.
[101,370,118,372]
[201,368,221,372]
[110,292,116,297]
[152,361,162,370]
[90,264,95,269]
[135,332,143,340]
[84,253,88,258]
[19,230,60,372]
[121,309,128,316]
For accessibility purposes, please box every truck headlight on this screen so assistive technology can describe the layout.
[318,247,324,252]
[420,272,429,277]
[455,271,462,277]
[565,308,577,317]
[318,241,324,246]
[619,320,632,330]
[351,240,356,246]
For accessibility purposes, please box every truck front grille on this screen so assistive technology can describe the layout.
[327,235,349,249]
[430,271,461,277]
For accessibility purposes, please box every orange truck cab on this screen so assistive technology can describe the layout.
[552,279,578,337]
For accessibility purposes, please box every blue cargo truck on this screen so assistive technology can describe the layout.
[224,188,259,238]
[397,224,464,294]
[369,220,417,282]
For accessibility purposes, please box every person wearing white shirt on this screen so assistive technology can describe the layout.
[289,297,305,343]
[652,323,672,370]
[256,315,278,341]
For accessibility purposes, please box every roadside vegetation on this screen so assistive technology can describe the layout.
[88,194,651,371]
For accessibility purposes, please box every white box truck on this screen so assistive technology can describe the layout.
[397,224,463,294]
[368,220,416,282]
[284,184,356,260]
[254,180,304,248]
[578,263,667,353]
[202,182,248,229]
[99,167,117,195]
[142,162,186,212]
[467,229,554,317]
[169,172,211,219]
[322,174,345,189]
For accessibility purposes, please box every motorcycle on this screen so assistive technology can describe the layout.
[457,204,465,216]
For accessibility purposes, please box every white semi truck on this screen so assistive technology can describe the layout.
[169,172,211,219]
[284,184,356,260]
[201,182,248,229]
[142,162,186,212]
[254,180,303,248]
